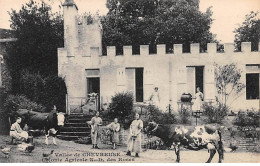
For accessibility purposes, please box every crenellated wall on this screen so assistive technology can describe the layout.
[59,0,260,114]
[58,41,260,113]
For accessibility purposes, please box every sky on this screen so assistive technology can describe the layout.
[0,0,259,43]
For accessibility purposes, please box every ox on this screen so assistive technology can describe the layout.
[12,109,67,145]
[145,122,224,163]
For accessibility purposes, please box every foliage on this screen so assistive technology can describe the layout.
[202,102,228,124]
[234,11,260,51]
[18,70,67,111]
[4,94,46,113]
[234,109,260,127]
[102,0,215,55]
[177,107,191,124]
[6,0,63,93]
[106,92,134,124]
[214,63,245,107]
[144,104,176,126]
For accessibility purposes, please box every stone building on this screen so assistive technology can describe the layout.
[58,0,260,114]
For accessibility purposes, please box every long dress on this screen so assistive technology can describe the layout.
[150,91,160,108]
[127,119,143,153]
[90,117,102,144]
[193,92,204,111]
[107,122,120,144]
[10,122,29,140]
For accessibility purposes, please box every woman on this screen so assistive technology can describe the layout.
[126,113,143,157]
[90,111,102,149]
[106,118,120,150]
[10,117,29,143]
[150,87,160,108]
[192,87,204,113]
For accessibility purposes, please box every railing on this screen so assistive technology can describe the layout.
[69,94,99,114]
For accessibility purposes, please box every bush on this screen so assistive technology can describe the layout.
[4,94,46,113]
[18,70,67,112]
[144,105,176,126]
[234,109,260,127]
[202,102,227,124]
[177,107,191,124]
[105,92,134,124]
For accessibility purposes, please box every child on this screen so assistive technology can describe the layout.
[106,118,120,150]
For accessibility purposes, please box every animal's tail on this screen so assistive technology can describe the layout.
[218,130,224,160]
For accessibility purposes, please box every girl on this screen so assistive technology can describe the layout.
[126,113,143,157]
[106,118,120,150]
[192,87,204,114]
[89,111,102,149]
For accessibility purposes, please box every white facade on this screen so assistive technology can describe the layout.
[58,0,260,113]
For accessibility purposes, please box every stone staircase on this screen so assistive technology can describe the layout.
[222,129,259,151]
[57,113,92,140]
[235,138,258,151]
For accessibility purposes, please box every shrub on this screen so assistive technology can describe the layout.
[144,104,176,126]
[4,94,46,113]
[202,102,227,124]
[234,109,260,127]
[177,107,191,124]
[106,92,134,124]
[18,70,67,112]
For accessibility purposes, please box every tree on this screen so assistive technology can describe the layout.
[214,63,245,108]
[234,11,260,51]
[6,0,63,93]
[101,0,215,54]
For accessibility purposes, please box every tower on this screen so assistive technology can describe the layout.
[63,0,79,56]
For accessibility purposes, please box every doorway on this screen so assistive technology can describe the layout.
[187,66,204,96]
[126,68,144,102]
[87,77,100,110]
[195,66,204,94]
[135,68,144,102]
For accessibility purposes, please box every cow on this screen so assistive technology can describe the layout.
[144,122,224,163]
[11,109,67,145]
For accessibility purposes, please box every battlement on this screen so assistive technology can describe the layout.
[92,42,259,57]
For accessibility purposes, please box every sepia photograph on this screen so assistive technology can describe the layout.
[0,0,259,163]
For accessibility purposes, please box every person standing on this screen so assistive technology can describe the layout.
[126,113,143,157]
[106,118,120,150]
[150,87,160,108]
[10,117,29,143]
[192,87,204,114]
[90,111,102,149]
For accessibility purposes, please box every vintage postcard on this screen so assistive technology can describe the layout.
[0,0,259,163]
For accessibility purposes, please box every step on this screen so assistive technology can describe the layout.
[60,127,91,132]
[70,113,85,115]
[68,114,92,118]
[68,119,89,123]
[57,135,83,141]
[64,123,88,127]
[59,132,90,136]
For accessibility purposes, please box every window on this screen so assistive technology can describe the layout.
[246,73,259,100]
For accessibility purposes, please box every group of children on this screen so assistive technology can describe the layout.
[88,111,143,157]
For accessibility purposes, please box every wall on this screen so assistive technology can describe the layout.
[58,1,260,113]
[59,41,260,113]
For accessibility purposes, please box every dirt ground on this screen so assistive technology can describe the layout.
[0,135,259,163]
